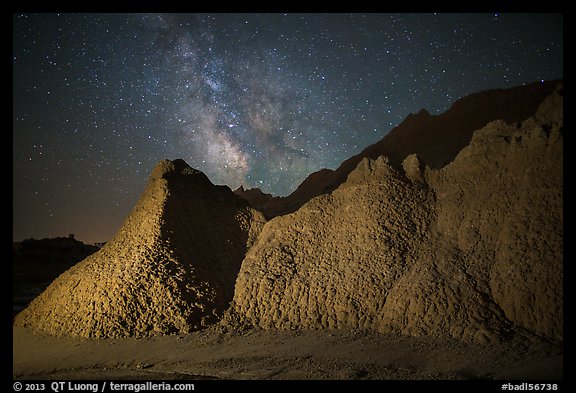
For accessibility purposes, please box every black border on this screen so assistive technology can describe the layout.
[9,3,569,392]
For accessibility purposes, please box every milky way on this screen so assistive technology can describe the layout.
[13,13,562,243]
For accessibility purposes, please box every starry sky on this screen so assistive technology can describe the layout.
[13,13,563,244]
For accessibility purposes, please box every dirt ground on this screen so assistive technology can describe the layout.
[13,325,562,381]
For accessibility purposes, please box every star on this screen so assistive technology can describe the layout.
[12,12,563,243]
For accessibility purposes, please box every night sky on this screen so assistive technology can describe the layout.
[13,13,563,244]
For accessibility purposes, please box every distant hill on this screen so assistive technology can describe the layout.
[13,235,99,314]
[13,235,99,263]
[230,84,563,344]
[235,80,560,218]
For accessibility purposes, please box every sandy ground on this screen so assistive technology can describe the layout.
[13,325,562,381]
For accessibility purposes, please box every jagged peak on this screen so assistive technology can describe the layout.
[406,108,431,120]
[344,155,398,187]
[535,83,563,125]
[402,153,426,183]
[150,159,211,184]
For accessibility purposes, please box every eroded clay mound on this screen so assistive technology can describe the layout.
[232,155,436,332]
[14,159,266,338]
[426,87,563,342]
[231,87,563,344]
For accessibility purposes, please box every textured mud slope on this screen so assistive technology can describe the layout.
[14,159,266,338]
[232,155,435,332]
[231,86,563,344]
[427,89,563,342]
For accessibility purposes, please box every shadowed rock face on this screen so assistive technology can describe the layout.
[236,80,560,218]
[230,86,563,344]
[14,159,266,338]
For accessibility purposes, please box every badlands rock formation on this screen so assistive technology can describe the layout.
[230,86,563,344]
[236,80,560,218]
[14,159,265,338]
[14,83,562,347]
